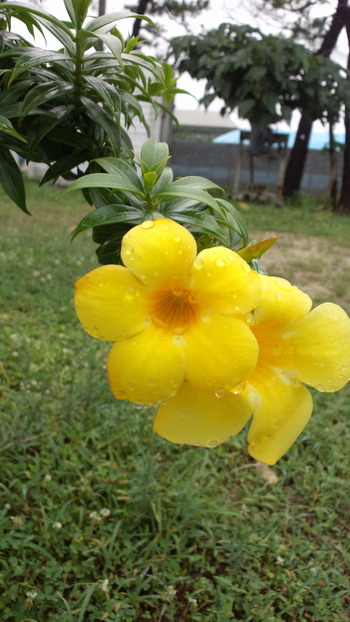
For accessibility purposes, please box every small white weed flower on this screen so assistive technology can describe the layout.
[100,579,109,593]
[100,508,111,517]
[53,521,62,530]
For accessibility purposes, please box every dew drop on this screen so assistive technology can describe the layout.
[125,287,135,301]
[207,439,219,448]
[231,381,245,395]
[98,281,104,288]
[215,388,225,398]
[316,384,325,392]
[172,335,185,346]
[141,220,154,229]
[133,403,145,410]
[148,378,156,386]
[174,235,181,243]
[216,258,225,267]
[143,317,152,328]
[124,245,134,256]
[163,225,169,231]
[193,258,204,270]
[90,325,99,338]
[178,248,184,255]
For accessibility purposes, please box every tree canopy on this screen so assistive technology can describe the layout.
[170,23,349,128]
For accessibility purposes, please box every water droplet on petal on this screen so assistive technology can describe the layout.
[172,335,185,346]
[141,220,154,229]
[207,439,219,448]
[216,258,225,267]
[174,235,181,243]
[231,381,245,395]
[163,225,169,231]
[316,384,325,392]
[125,245,134,256]
[178,248,184,255]
[133,403,145,410]
[193,258,204,270]
[148,378,156,386]
[215,388,226,398]
[98,282,104,288]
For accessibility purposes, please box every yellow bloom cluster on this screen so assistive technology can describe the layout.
[74,218,350,464]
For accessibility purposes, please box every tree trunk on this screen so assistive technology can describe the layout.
[326,123,338,209]
[283,0,348,197]
[337,19,350,211]
[131,0,151,38]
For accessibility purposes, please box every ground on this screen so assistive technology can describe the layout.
[254,231,350,311]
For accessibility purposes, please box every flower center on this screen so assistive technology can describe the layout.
[151,287,199,334]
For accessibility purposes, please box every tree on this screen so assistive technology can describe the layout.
[280,0,349,196]
[170,23,349,163]
[125,0,209,46]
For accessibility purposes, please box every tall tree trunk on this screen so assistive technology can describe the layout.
[131,0,151,38]
[337,19,350,211]
[283,0,348,197]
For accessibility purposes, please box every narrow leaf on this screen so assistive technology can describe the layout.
[0,146,29,213]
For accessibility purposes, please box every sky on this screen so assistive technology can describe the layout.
[8,0,347,133]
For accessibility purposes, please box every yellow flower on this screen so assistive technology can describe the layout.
[74,218,261,405]
[154,274,350,464]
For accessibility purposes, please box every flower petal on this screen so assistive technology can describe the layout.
[154,383,252,447]
[247,371,313,465]
[121,218,197,289]
[252,275,312,328]
[189,246,261,314]
[286,302,350,391]
[185,314,259,391]
[107,325,186,404]
[74,265,150,341]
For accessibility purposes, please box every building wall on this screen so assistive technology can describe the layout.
[169,140,340,195]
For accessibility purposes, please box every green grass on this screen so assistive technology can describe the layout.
[1,182,350,621]
[241,197,350,245]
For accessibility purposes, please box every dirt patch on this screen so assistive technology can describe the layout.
[253,230,350,312]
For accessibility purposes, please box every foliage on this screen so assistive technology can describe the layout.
[125,0,210,44]
[63,138,249,264]
[170,23,350,127]
[1,183,349,621]
[0,0,181,212]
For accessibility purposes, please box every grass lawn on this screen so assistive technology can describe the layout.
[1,182,349,621]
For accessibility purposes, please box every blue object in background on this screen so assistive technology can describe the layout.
[213,129,345,150]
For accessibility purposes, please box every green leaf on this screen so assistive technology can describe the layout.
[173,212,228,246]
[71,204,144,239]
[85,11,156,33]
[155,186,220,211]
[143,171,157,193]
[40,150,91,184]
[61,173,144,198]
[92,158,144,192]
[0,146,29,213]
[0,115,27,143]
[81,97,121,155]
[64,0,91,29]
[152,167,173,194]
[170,176,223,191]
[237,237,277,263]
[84,31,124,67]
[139,138,169,176]
[21,82,73,117]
